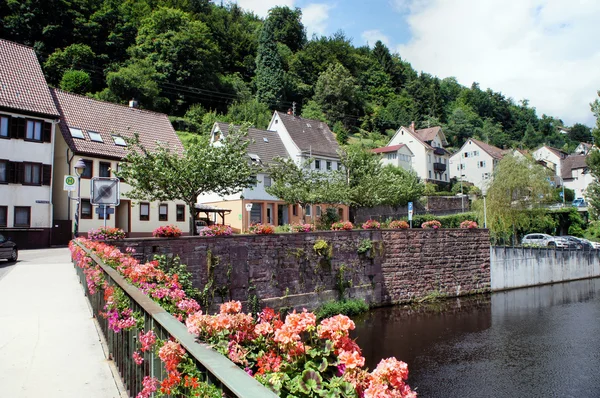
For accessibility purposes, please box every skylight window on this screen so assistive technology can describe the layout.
[248,153,261,163]
[263,137,269,143]
[69,127,85,139]
[88,131,103,142]
[112,135,127,146]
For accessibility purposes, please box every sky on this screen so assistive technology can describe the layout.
[229,0,600,127]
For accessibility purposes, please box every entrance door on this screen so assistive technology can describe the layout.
[277,204,288,225]
[266,204,274,224]
[51,220,72,246]
[115,200,130,234]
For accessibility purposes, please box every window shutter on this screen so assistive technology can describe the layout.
[9,117,18,138]
[7,161,16,183]
[42,164,52,185]
[16,119,25,139]
[16,162,24,184]
[43,122,52,143]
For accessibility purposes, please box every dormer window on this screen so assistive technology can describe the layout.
[69,127,85,139]
[249,153,261,163]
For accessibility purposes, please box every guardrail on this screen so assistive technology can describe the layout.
[73,241,277,398]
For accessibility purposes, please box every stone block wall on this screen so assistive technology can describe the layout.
[112,229,490,312]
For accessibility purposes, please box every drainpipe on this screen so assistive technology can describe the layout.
[48,120,58,246]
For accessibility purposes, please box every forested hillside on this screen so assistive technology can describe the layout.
[0,0,591,150]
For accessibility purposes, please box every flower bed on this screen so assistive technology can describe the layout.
[249,223,275,234]
[331,221,354,231]
[362,220,381,230]
[153,225,182,238]
[388,220,409,229]
[421,220,441,229]
[70,239,416,398]
[88,227,126,240]
[199,224,233,236]
[291,223,315,233]
[460,220,478,229]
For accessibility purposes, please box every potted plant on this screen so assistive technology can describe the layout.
[421,220,442,229]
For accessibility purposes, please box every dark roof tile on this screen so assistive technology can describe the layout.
[275,111,339,157]
[214,122,289,165]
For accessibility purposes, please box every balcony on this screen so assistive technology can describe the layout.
[433,162,446,172]
[433,147,445,156]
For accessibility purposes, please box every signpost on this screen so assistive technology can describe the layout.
[91,177,121,228]
[408,201,413,228]
[245,203,253,232]
[64,175,76,191]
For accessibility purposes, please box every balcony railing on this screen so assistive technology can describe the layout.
[73,241,276,398]
[433,162,447,172]
[433,147,445,156]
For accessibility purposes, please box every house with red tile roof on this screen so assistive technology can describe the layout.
[50,88,189,241]
[449,138,508,190]
[371,144,414,172]
[562,154,594,200]
[0,39,61,249]
[532,145,568,177]
[385,123,451,186]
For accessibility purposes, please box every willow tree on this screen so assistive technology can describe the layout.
[117,128,258,235]
[478,153,553,245]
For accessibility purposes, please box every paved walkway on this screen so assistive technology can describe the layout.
[0,248,124,398]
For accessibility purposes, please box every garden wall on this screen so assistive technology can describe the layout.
[355,196,469,223]
[112,229,491,312]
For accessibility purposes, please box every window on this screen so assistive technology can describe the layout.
[0,160,6,183]
[483,173,490,180]
[250,205,262,224]
[316,206,322,217]
[23,163,41,185]
[315,160,321,170]
[88,131,103,142]
[428,170,432,179]
[139,202,150,221]
[159,203,168,221]
[444,174,448,181]
[387,153,398,160]
[478,161,486,168]
[0,116,8,137]
[326,161,332,170]
[99,162,111,178]
[305,205,312,217]
[81,199,92,219]
[80,159,93,179]
[0,206,6,226]
[26,120,42,141]
[293,205,298,216]
[263,137,269,143]
[464,152,469,158]
[69,127,85,139]
[176,205,185,222]
[112,135,127,146]
[263,175,271,187]
[14,206,30,227]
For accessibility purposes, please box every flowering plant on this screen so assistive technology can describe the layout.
[331,221,354,231]
[421,220,442,229]
[199,224,233,236]
[291,223,315,233]
[88,227,126,240]
[362,219,381,230]
[249,223,275,234]
[153,225,182,238]
[460,220,478,229]
[389,220,409,229]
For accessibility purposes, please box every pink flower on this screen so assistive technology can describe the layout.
[133,351,144,365]
[139,330,157,352]
[136,376,158,398]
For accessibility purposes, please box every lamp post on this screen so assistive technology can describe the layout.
[481,184,488,229]
[73,158,86,238]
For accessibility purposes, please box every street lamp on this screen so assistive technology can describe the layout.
[73,158,86,238]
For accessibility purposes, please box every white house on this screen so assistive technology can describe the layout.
[532,145,568,177]
[562,155,594,200]
[386,124,451,185]
[50,88,189,242]
[574,142,594,156]
[0,39,61,249]
[450,138,506,190]
[372,144,414,172]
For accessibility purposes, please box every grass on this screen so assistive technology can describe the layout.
[315,298,369,320]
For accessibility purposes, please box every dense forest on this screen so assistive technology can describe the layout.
[0,0,592,150]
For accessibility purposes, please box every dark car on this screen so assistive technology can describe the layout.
[562,236,593,250]
[0,233,18,262]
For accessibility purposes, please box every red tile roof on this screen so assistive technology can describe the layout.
[469,138,506,159]
[414,126,443,143]
[372,144,406,153]
[50,88,184,159]
[0,39,59,117]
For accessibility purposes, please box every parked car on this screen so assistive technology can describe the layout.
[588,240,600,250]
[561,236,593,250]
[0,233,18,262]
[521,233,569,248]
[572,198,588,207]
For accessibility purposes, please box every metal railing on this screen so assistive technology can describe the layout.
[73,241,277,398]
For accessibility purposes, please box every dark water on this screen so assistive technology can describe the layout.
[353,279,600,397]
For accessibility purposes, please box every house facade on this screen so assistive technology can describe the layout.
[50,88,189,242]
[562,155,594,200]
[371,144,414,172]
[199,122,347,232]
[449,138,505,190]
[0,39,61,249]
[386,124,451,186]
[532,145,568,177]
[574,142,594,156]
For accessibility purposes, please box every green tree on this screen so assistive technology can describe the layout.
[224,99,272,129]
[568,123,592,143]
[585,91,600,217]
[255,17,284,106]
[313,63,362,127]
[267,6,306,52]
[477,154,552,245]
[44,44,97,85]
[116,128,258,235]
[59,70,91,94]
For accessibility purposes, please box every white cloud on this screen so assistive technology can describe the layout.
[232,0,295,18]
[397,0,600,126]
[362,29,391,47]
[302,3,334,37]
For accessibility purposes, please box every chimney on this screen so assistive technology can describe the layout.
[410,121,415,131]
[129,98,139,108]
[287,108,293,115]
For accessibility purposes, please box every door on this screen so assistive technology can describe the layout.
[266,204,274,224]
[51,220,72,246]
[277,204,288,226]
[115,200,131,234]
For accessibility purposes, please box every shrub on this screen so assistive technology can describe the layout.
[357,239,373,255]
[153,225,182,238]
[316,207,341,230]
[291,223,315,233]
[388,220,409,229]
[274,224,291,233]
[249,223,275,234]
[313,239,331,257]
[199,225,232,236]
[421,220,441,229]
[331,221,354,231]
[407,212,477,228]
[315,299,369,320]
[361,219,381,230]
[88,227,126,240]
[460,220,478,229]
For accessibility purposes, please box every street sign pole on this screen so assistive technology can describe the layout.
[103,204,107,228]
[408,201,413,228]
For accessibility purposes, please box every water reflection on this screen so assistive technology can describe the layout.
[354,278,600,397]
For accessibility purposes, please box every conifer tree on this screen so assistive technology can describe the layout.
[255,18,284,106]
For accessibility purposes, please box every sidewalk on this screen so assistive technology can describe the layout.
[0,248,123,398]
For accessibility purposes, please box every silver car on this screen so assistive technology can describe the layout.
[522,233,569,248]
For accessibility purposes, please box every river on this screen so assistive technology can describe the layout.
[353,278,600,397]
